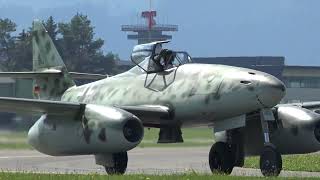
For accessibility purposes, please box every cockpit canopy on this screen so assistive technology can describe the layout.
[131,41,192,74]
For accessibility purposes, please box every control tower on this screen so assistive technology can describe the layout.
[121,10,178,44]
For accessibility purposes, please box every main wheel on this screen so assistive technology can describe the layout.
[209,142,235,174]
[104,152,128,175]
[260,144,282,177]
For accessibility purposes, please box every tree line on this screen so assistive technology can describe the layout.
[0,14,121,74]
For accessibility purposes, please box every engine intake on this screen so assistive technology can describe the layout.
[123,118,144,143]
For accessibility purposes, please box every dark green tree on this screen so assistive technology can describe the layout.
[0,15,118,74]
[0,18,17,70]
[58,13,116,74]
[10,29,32,71]
[43,16,58,42]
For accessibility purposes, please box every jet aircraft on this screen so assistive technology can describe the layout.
[0,21,287,176]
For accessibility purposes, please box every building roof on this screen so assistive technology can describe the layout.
[283,65,320,78]
[193,56,285,78]
[193,56,285,66]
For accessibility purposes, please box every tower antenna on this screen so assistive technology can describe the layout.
[149,0,153,11]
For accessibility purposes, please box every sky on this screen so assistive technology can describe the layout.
[0,0,320,65]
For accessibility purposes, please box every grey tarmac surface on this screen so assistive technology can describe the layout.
[0,147,319,177]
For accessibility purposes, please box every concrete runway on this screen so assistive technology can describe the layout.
[0,147,319,177]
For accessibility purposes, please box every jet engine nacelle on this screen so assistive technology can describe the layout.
[28,104,144,156]
[243,106,320,156]
[270,106,320,154]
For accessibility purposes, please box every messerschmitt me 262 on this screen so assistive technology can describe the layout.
[0,20,292,176]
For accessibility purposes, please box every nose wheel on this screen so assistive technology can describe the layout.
[260,143,282,177]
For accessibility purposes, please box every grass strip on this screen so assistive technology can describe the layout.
[0,172,318,180]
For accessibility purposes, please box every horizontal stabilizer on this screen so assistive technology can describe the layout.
[0,71,108,80]
[0,71,62,79]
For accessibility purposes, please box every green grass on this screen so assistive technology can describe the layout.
[0,172,317,180]
[0,131,32,150]
[245,154,320,172]
[0,128,214,149]
[0,143,31,149]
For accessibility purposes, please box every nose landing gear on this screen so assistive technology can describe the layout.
[260,143,282,176]
[209,109,282,177]
[259,109,282,177]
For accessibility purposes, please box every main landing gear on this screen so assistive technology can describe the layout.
[209,130,244,175]
[104,152,128,175]
[95,152,128,175]
[209,109,282,177]
[209,142,235,174]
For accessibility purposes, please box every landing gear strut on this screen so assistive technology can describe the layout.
[104,152,128,175]
[259,109,282,177]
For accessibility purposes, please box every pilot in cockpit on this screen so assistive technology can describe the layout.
[155,49,175,70]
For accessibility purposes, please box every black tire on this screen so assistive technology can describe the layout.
[104,152,128,175]
[259,143,282,177]
[209,142,235,174]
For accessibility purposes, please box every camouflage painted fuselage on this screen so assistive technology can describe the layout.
[61,63,285,127]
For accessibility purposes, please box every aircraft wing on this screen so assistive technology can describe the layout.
[118,105,173,127]
[0,97,82,118]
[285,101,320,110]
[0,97,172,126]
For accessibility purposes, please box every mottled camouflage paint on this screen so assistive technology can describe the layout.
[61,63,282,127]
[32,20,75,101]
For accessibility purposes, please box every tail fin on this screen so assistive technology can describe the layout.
[32,20,75,100]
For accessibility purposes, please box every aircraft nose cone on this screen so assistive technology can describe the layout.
[257,75,286,108]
